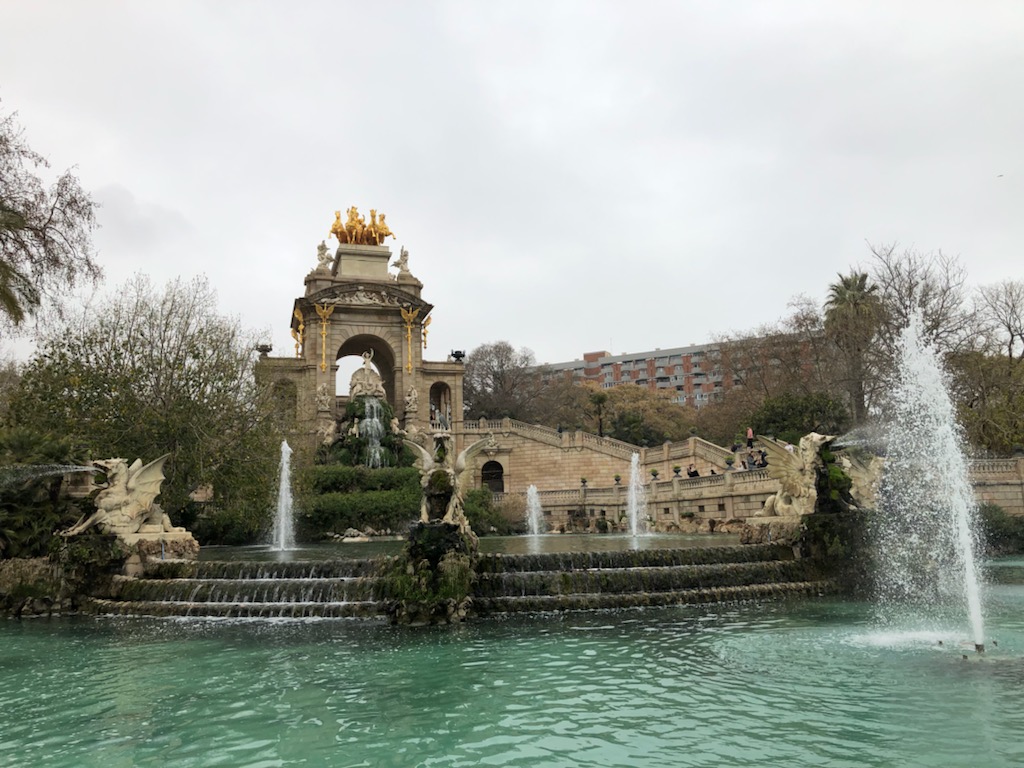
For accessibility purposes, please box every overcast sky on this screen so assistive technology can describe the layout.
[2,1,1022,368]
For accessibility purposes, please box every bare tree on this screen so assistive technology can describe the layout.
[868,243,976,358]
[463,341,545,420]
[976,280,1024,362]
[0,103,101,327]
[714,296,834,405]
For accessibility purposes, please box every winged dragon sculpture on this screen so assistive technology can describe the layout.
[756,434,833,517]
[63,454,183,536]
[403,432,493,537]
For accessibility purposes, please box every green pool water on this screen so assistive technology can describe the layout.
[3,562,1024,767]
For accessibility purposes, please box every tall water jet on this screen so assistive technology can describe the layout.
[875,313,985,650]
[360,398,387,469]
[626,453,649,536]
[272,441,295,551]
[525,485,544,535]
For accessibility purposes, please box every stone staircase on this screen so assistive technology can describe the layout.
[88,543,832,619]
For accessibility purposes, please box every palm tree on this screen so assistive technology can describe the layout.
[0,258,37,325]
[825,271,881,424]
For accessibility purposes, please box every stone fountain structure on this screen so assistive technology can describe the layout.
[62,454,199,576]
[742,432,877,546]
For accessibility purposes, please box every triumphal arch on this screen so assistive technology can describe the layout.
[256,207,464,456]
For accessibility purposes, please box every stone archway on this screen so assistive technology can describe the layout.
[256,233,466,456]
[481,460,505,492]
[337,335,398,406]
[429,382,452,428]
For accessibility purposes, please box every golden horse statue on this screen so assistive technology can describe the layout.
[345,206,365,245]
[330,210,348,244]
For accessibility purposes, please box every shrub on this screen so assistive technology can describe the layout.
[464,488,516,535]
[305,465,420,494]
[978,502,1024,556]
[301,486,421,536]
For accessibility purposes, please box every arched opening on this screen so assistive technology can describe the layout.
[336,335,397,409]
[270,379,298,424]
[481,460,504,493]
[429,381,452,428]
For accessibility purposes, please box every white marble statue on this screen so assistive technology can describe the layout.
[63,455,184,536]
[316,240,332,270]
[756,433,833,517]
[403,433,491,536]
[404,385,419,412]
[315,382,333,412]
[349,350,387,399]
[391,246,412,277]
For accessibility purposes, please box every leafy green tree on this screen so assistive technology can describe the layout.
[5,275,280,542]
[949,350,1024,454]
[0,427,86,558]
[589,389,609,437]
[751,392,849,445]
[824,271,881,424]
[0,103,100,327]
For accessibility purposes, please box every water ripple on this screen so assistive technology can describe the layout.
[2,599,1024,766]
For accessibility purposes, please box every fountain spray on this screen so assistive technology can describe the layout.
[875,313,985,652]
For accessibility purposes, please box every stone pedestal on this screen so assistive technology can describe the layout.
[118,532,200,577]
[739,515,804,547]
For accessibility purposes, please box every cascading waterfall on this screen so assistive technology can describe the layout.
[272,440,295,551]
[874,313,986,650]
[360,397,387,469]
[626,452,649,536]
[525,485,544,535]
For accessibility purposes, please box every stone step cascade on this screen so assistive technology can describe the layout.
[88,543,833,619]
[91,559,388,619]
[471,543,831,615]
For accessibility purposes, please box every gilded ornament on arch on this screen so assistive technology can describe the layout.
[315,302,335,372]
[401,305,420,373]
[422,315,431,349]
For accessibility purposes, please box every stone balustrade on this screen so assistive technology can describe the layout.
[497,457,1024,534]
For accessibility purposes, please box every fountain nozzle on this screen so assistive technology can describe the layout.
[975,643,985,654]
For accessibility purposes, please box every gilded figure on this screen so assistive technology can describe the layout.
[375,212,394,244]
[345,206,365,245]
[330,211,347,244]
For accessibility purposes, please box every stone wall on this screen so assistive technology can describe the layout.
[497,469,780,533]
[972,458,1024,515]
[462,419,733,493]
[0,557,66,617]
[474,423,1024,533]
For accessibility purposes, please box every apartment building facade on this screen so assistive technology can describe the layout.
[542,343,738,408]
